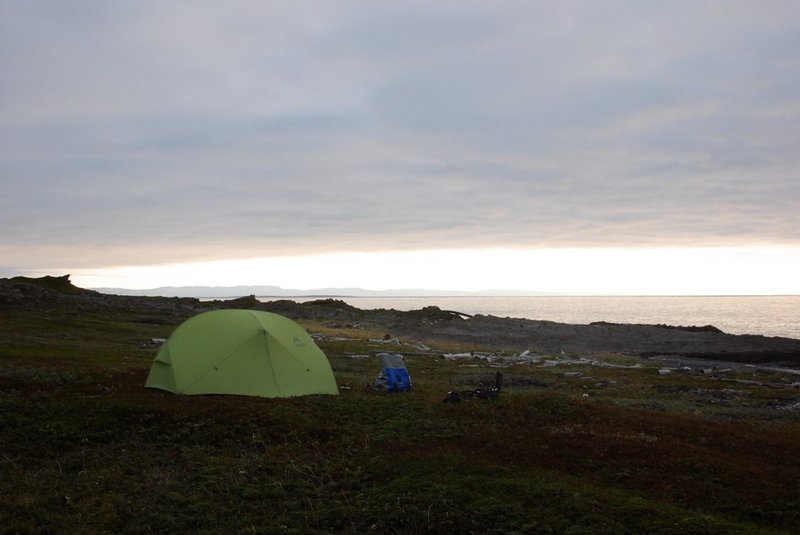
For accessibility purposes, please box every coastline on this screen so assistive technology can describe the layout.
[3,275,800,533]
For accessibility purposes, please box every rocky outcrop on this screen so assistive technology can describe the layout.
[10,274,96,295]
[388,312,800,366]
[0,275,202,318]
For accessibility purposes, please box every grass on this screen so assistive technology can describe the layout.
[1,300,799,534]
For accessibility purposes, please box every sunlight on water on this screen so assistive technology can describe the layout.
[260,295,800,339]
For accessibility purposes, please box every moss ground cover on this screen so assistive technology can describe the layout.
[1,301,799,534]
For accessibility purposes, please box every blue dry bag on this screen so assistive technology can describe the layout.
[372,353,411,392]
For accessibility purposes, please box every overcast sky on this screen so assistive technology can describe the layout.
[2,1,799,290]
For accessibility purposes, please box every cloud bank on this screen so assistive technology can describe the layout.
[2,1,799,272]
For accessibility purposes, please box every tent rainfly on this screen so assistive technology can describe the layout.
[145,309,338,398]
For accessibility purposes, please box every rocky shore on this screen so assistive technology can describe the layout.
[3,275,800,367]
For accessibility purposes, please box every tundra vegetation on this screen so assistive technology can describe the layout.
[1,276,799,534]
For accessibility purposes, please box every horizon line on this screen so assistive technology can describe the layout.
[92,286,800,299]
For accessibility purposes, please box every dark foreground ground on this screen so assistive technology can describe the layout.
[1,276,799,534]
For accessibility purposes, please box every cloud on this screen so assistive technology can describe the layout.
[1,1,799,274]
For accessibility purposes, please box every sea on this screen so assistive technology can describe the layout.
[255,295,800,340]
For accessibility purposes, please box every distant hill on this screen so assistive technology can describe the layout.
[92,284,557,299]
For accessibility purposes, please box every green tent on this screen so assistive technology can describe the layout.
[145,309,338,397]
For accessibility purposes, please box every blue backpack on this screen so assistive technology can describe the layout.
[372,353,412,392]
